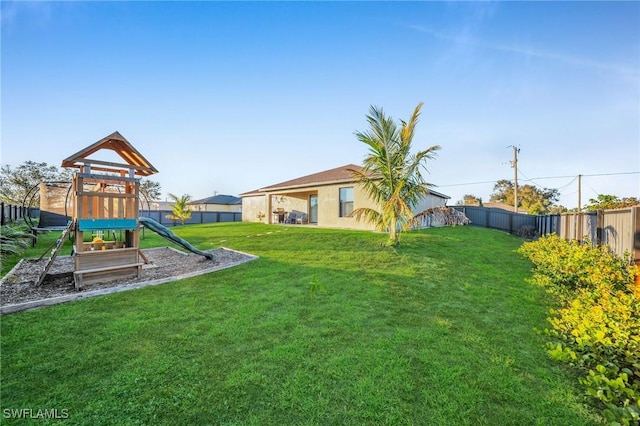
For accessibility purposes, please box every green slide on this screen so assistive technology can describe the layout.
[139,216,215,260]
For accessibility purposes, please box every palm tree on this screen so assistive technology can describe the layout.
[165,193,193,225]
[349,102,441,246]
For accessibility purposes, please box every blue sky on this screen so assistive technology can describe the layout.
[2,1,638,207]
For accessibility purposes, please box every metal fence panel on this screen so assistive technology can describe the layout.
[602,208,634,258]
[453,206,536,234]
[139,210,241,227]
[1,203,31,225]
[478,206,640,265]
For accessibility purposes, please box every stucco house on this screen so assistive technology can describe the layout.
[190,194,242,213]
[240,164,450,230]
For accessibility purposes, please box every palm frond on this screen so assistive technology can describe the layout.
[352,102,440,244]
[350,207,385,231]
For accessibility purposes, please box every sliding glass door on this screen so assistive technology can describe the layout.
[309,194,318,224]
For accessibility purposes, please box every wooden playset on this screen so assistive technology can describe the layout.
[37,131,158,289]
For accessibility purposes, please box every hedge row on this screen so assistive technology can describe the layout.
[518,235,639,425]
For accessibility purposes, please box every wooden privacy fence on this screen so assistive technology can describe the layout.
[453,206,640,265]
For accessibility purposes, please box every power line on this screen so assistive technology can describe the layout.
[556,176,578,192]
[582,171,639,178]
[437,179,505,188]
[437,171,639,188]
[518,168,577,191]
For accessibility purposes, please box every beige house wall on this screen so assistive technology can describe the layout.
[241,185,378,230]
[412,193,449,214]
[270,193,309,218]
[315,183,379,230]
[147,201,174,211]
[242,192,314,224]
[241,183,448,231]
[242,195,268,222]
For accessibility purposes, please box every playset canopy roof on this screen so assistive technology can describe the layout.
[61,131,158,177]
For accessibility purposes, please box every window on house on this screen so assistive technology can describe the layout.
[339,187,354,217]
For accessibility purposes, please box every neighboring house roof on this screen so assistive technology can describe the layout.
[425,188,450,200]
[61,131,158,177]
[240,163,450,199]
[191,194,241,205]
[483,202,528,214]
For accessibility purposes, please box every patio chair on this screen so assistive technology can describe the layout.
[287,212,297,224]
[296,213,308,224]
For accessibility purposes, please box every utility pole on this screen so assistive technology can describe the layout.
[578,174,582,212]
[508,146,520,213]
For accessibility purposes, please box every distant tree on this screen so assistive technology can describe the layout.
[0,161,71,205]
[490,180,515,205]
[349,102,441,246]
[165,193,192,225]
[140,179,162,203]
[549,205,568,214]
[584,194,640,211]
[489,179,559,214]
[456,194,482,206]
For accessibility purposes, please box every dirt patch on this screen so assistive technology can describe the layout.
[1,247,257,312]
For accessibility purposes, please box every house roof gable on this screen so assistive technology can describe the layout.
[426,189,450,200]
[61,131,158,177]
[259,164,363,192]
[241,163,450,199]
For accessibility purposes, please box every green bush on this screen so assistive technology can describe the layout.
[518,234,640,425]
[518,234,637,300]
[0,223,34,261]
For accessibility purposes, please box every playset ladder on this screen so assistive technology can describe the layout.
[35,220,73,286]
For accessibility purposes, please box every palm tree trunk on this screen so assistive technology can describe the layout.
[389,217,398,245]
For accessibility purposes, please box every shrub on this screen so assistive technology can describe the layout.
[516,224,538,240]
[518,234,639,425]
[0,224,34,261]
[518,234,637,300]
[546,287,640,424]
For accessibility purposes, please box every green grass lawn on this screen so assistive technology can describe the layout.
[0,223,600,425]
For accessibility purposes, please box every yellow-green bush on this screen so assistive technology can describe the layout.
[518,234,639,425]
[518,234,637,299]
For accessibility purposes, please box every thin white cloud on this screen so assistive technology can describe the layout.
[406,23,639,81]
[1,0,54,30]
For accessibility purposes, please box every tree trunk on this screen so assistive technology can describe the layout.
[389,217,398,245]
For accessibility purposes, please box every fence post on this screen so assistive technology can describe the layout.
[509,212,514,234]
[632,206,640,267]
[577,212,584,244]
[596,210,604,246]
[0,202,4,226]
